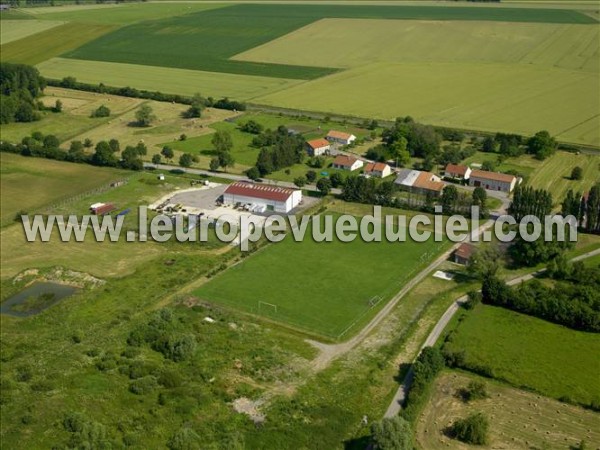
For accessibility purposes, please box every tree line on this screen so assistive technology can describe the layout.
[50,77,246,112]
[481,262,600,332]
[0,63,46,124]
[562,184,600,234]
[0,131,147,171]
[481,130,557,160]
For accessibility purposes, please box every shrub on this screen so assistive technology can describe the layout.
[371,416,413,450]
[71,330,84,344]
[129,376,158,395]
[462,380,488,402]
[158,369,184,388]
[90,105,110,118]
[15,365,33,382]
[153,334,197,362]
[449,412,489,445]
[167,427,202,450]
[571,166,583,180]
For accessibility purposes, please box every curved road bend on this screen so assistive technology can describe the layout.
[383,247,600,418]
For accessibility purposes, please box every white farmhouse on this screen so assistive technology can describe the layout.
[223,182,302,213]
[332,155,363,172]
[326,130,356,146]
[306,138,331,157]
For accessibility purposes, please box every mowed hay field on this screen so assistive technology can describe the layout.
[443,304,600,406]
[526,151,600,202]
[234,19,599,71]
[0,87,144,143]
[195,214,448,339]
[416,372,600,450]
[0,19,65,45]
[0,152,127,224]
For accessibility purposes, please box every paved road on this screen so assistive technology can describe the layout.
[144,162,342,195]
[383,247,600,418]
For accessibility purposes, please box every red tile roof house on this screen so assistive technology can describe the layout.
[364,162,392,178]
[454,242,476,265]
[412,171,445,196]
[444,164,472,181]
[306,138,331,157]
[468,170,517,193]
[326,130,357,146]
[222,182,302,213]
[332,155,364,172]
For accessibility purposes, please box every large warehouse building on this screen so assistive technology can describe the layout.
[222,182,302,213]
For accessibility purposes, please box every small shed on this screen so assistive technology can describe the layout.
[158,174,165,181]
[454,243,476,265]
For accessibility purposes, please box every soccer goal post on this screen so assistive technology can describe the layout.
[368,296,383,308]
[258,301,278,314]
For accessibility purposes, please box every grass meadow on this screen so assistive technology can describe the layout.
[416,371,600,450]
[0,152,127,225]
[443,304,600,406]
[195,213,449,339]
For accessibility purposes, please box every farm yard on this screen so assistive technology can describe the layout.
[195,213,449,339]
[416,372,600,450]
[442,304,600,407]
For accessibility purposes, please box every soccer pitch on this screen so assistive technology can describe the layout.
[195,214,448,339]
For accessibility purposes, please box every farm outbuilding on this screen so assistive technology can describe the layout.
[364,162,392,178]
[469,170,517,193]
[326,130,356,146]
[395,169,445,196]
[454,242,476,265]
[222,182,302,213]
[444,164,471,181]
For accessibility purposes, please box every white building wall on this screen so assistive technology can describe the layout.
[223,191,302,213]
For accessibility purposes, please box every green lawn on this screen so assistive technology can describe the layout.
[195,214,448,339]
[443,304,600,406]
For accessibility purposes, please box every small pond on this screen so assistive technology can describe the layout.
[1,282,79,317]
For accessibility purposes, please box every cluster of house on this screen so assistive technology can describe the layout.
[306,130,357,156]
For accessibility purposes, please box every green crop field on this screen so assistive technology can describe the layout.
[256,62,600,147]
[62,4,594,80]
[417,371,600,450]
[36,58,303,101]
[0,19,65,45]
[0,22,116,65]
[195,214,448,339]
[443,304,600,406]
